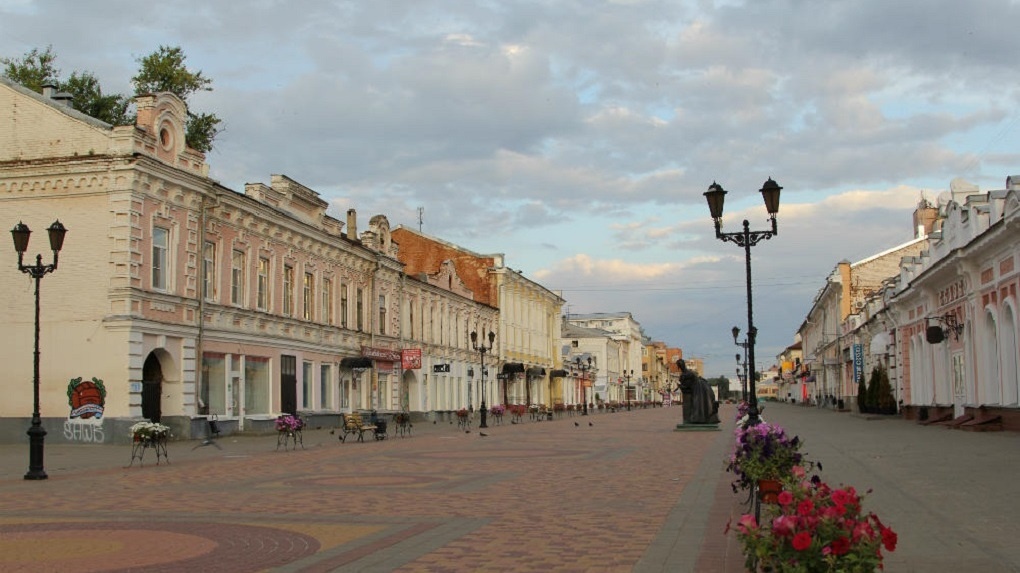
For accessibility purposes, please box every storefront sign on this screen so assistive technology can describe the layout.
[401,348,422,370]
[853,343,864,383]
[362,346,401,362]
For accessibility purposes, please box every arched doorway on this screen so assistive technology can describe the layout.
[142,352,164,422]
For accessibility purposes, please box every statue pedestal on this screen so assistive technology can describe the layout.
[674,423,721,432]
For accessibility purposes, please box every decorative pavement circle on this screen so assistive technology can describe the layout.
[0,521,319,573]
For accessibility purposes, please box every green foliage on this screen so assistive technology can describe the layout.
[872,366,896,414]
[856,373,869,413]
[131,45,212,99]
[132,45,222,152]
[62,71,132,125]
[1,45,59,91]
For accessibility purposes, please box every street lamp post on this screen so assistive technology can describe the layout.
[623,370,634,411]
[471,330,496,429]
[11,220,67,481]
[732,326,752,401]
[705,178,781,426]
[575,356,593,415]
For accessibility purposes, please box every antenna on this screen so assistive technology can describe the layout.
[417,206,424,233]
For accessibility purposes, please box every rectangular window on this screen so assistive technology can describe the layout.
[231,249,246,306]
[378,295,386,335]
[302,361,313,409]
[356,288,364,331]
[202,241,216,301]
[257,257,269,311]
[152,227,169,290]
[303,272,314,320]
[320,364,331,409]
[322,278,333,325]
[340,283,349,328]
[283,265,294,316]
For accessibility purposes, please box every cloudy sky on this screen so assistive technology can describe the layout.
[3,0,1019,377]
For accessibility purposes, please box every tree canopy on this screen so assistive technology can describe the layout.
[2,44,221,152]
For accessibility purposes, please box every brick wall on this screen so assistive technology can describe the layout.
[392,228,497,307]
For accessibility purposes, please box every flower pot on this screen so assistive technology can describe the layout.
[757,479,782,504]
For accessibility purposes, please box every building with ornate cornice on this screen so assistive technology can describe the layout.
[0,78,494,444]
[391,226,564,409]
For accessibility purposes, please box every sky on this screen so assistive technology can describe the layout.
[3,0,1019,377]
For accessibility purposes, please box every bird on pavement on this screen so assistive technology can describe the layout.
[479,432,488,437]
[574,422,580,427]
[589,422,594,426]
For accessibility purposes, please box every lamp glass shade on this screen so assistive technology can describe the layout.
[470,330,478,345]
[487,331,495,345]
[704,182,727,219]
[47,220,67,252]
[731,325,740,342]
[11,222,30,254]
[760,178,782,215]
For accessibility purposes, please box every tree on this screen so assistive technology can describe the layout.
[132,45,222,152]
[62,71,132,125]
[857,372,869,413]
[2,46,131,125]
[1,45,59,92]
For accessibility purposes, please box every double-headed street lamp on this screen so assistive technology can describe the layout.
[732,326,753,401]
[471,330,496,429]
[705,178,782,426]
[575,356,594,415]
[11,220,68,481]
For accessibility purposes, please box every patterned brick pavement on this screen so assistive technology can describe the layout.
[0,406,742,572]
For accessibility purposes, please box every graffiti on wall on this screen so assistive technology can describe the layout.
[64,377,107,443]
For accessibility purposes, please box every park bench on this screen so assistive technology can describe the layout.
[338,411,377,443]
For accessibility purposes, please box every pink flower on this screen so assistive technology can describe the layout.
[736,513,758,533]
[777,491,794,506]
[771,514,797,537]
[792,531,813,551]
[791,465,806,478]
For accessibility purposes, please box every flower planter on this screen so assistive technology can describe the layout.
[757,479,782,504]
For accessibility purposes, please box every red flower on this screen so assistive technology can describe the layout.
[797,499,815,516]
[881,526,898,551]
[792,531,813,551]
[830,536,851,556]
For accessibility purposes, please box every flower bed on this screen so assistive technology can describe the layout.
[130,421,170,442]
[275,414,303,433]
[733,472,897,571]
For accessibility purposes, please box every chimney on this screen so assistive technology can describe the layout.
[912,199,938,239]
[346,209,357,241]
[41,82,73,106]
[42,83,57,99]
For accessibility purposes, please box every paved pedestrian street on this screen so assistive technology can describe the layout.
[1,403,1019,572]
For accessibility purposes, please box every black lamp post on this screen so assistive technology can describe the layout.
[623,369,634,411]
[705,178,781,426]
[11,220,67,481]
[471,330,496,429]
[575,356,593,415]
[733,326,752,401]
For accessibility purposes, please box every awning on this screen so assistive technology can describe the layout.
[502,362,525,374]
[870,332,892,355]
[549,369,568,378]
[526,367,546,377]
[340,357,373,369]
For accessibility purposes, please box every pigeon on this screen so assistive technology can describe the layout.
[465,430,470,434]
[589,422,594,426]
[479,432,488,437]
[574,422,580,427]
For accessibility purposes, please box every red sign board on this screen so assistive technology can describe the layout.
[401,348,422,370]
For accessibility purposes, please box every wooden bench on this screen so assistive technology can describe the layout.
[338,412,377,443]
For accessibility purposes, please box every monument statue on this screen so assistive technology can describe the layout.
[677,359,720,425]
